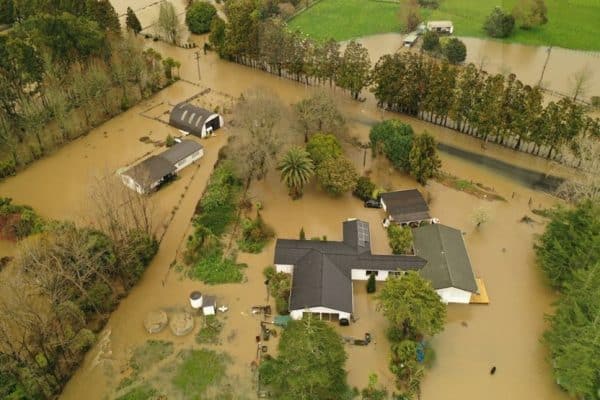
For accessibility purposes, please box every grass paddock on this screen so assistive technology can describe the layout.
[289,0,600,50]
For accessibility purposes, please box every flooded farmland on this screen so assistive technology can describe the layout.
[0,7,592,398]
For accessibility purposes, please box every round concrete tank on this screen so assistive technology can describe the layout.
[189,291,203,309]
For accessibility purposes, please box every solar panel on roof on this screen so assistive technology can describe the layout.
[357,221,370,246]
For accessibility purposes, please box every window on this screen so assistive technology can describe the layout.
[366,270,379,276]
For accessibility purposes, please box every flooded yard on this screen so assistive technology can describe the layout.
[0,14,586,399]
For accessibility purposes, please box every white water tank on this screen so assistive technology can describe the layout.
[189,291,203,309]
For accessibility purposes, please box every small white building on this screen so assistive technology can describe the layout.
[403,31,419,47]
[427,20,454,34]
[169,102,224,138]
[120,140,203,194]
[189,291,217,316]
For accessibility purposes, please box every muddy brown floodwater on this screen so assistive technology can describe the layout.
[0,15,586,400]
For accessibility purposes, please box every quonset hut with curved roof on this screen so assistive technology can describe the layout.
[169,102,223,138]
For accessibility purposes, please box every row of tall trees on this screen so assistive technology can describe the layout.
[0,7,172,179]
[371,52,599,161]
[209,2,598,163]
[0,178,159,399]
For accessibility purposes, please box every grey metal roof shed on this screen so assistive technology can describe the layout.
[169,103,221,137]
[160,140,203,164]
[412,224,478,293]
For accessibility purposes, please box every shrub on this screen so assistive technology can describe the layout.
[443,38,467,64]
[265,266,291,315]
[370,120,414,172]
[0,159,16,178]
[185,1,217,34]
[387,224,413,254]
[195,316,223,344]
[166,134,176,147]
[366,273,376,293]
[353,176,376,201]
[299,227,306,240]
[316,156,359,196]
[409,132,441,184]
[484,7,515,38]
[422,31,440,52]
[238,216,274,253]
[188,247,246,284]
[306,133,342,166]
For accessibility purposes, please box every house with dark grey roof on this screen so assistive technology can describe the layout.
[120,140,204,194]
[169,102,223,138]
[412,224,478,304]
[380,189,435,226]
[160,140,204,172]
[274,219,427,321]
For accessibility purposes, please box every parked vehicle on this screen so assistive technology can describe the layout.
[364,199,382,208]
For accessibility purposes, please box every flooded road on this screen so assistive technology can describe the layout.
[0,17,585,400]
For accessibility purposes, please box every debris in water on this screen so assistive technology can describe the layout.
[502,248,506,253]
[490,366,497,375]
[520,215,535,224]
[218,305,229,313]
[144,310,168,334]
[461,321,468,327]
[169,311,194,336]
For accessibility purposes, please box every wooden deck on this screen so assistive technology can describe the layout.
[470,278,490,304]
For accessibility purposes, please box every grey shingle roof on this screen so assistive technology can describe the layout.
[275,220,427,314]
[169,102,216,136]
[122,156,175,191]
[381,189,430,223]
[412,224,478,293]
[160,140,203,164]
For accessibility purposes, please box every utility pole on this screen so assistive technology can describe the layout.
[538,46,552,87]
[194,51,201,81]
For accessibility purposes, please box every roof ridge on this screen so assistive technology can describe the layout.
[435,225,454,287]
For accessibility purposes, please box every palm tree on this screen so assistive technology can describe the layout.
[278,146,314,199]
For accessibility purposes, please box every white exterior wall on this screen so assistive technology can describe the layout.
[203,305,216,316]
[351,269,390,281]
[173,149,204,172]
[436,287,472,304]
[381,198,388,212]
[290,307,351,321]
[275,264,294,274]
[120,174,158,194]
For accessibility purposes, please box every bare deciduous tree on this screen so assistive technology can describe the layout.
[556,134,600,202]
[227,88,292,185]
[569,66,592,102]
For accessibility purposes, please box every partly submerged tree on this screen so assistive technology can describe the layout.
[316,156,359,196]
[387,224,413,254]
[377,272,446,339]
[278,146,315,199]
[185,1,217,34]
[409,132,441,184]
[126,7,142,35]
[306,133,342,166]
[259,316,351,399]
[534,201,600,289]
[294,91,346,141]
[543,265,600,399]
[336,40,371,100]
[156,0,180,44]
[483,6,515,38]
[444,38,467,64]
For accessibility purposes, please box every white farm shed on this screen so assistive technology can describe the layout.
[169,102,224,138]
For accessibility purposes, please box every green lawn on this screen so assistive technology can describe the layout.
[288,0,401,41]
[289,0,600,50]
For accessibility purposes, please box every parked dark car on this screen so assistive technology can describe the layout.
[364,199,382,208]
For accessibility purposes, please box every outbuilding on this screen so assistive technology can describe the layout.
[120,140,204,194]
[120,156,176,194]
[160,140,204,172]
[403,31,419,47]
[412,224,478,304]
[380,189,435,226]
[169,102,223,138]
[427,20,454,34]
